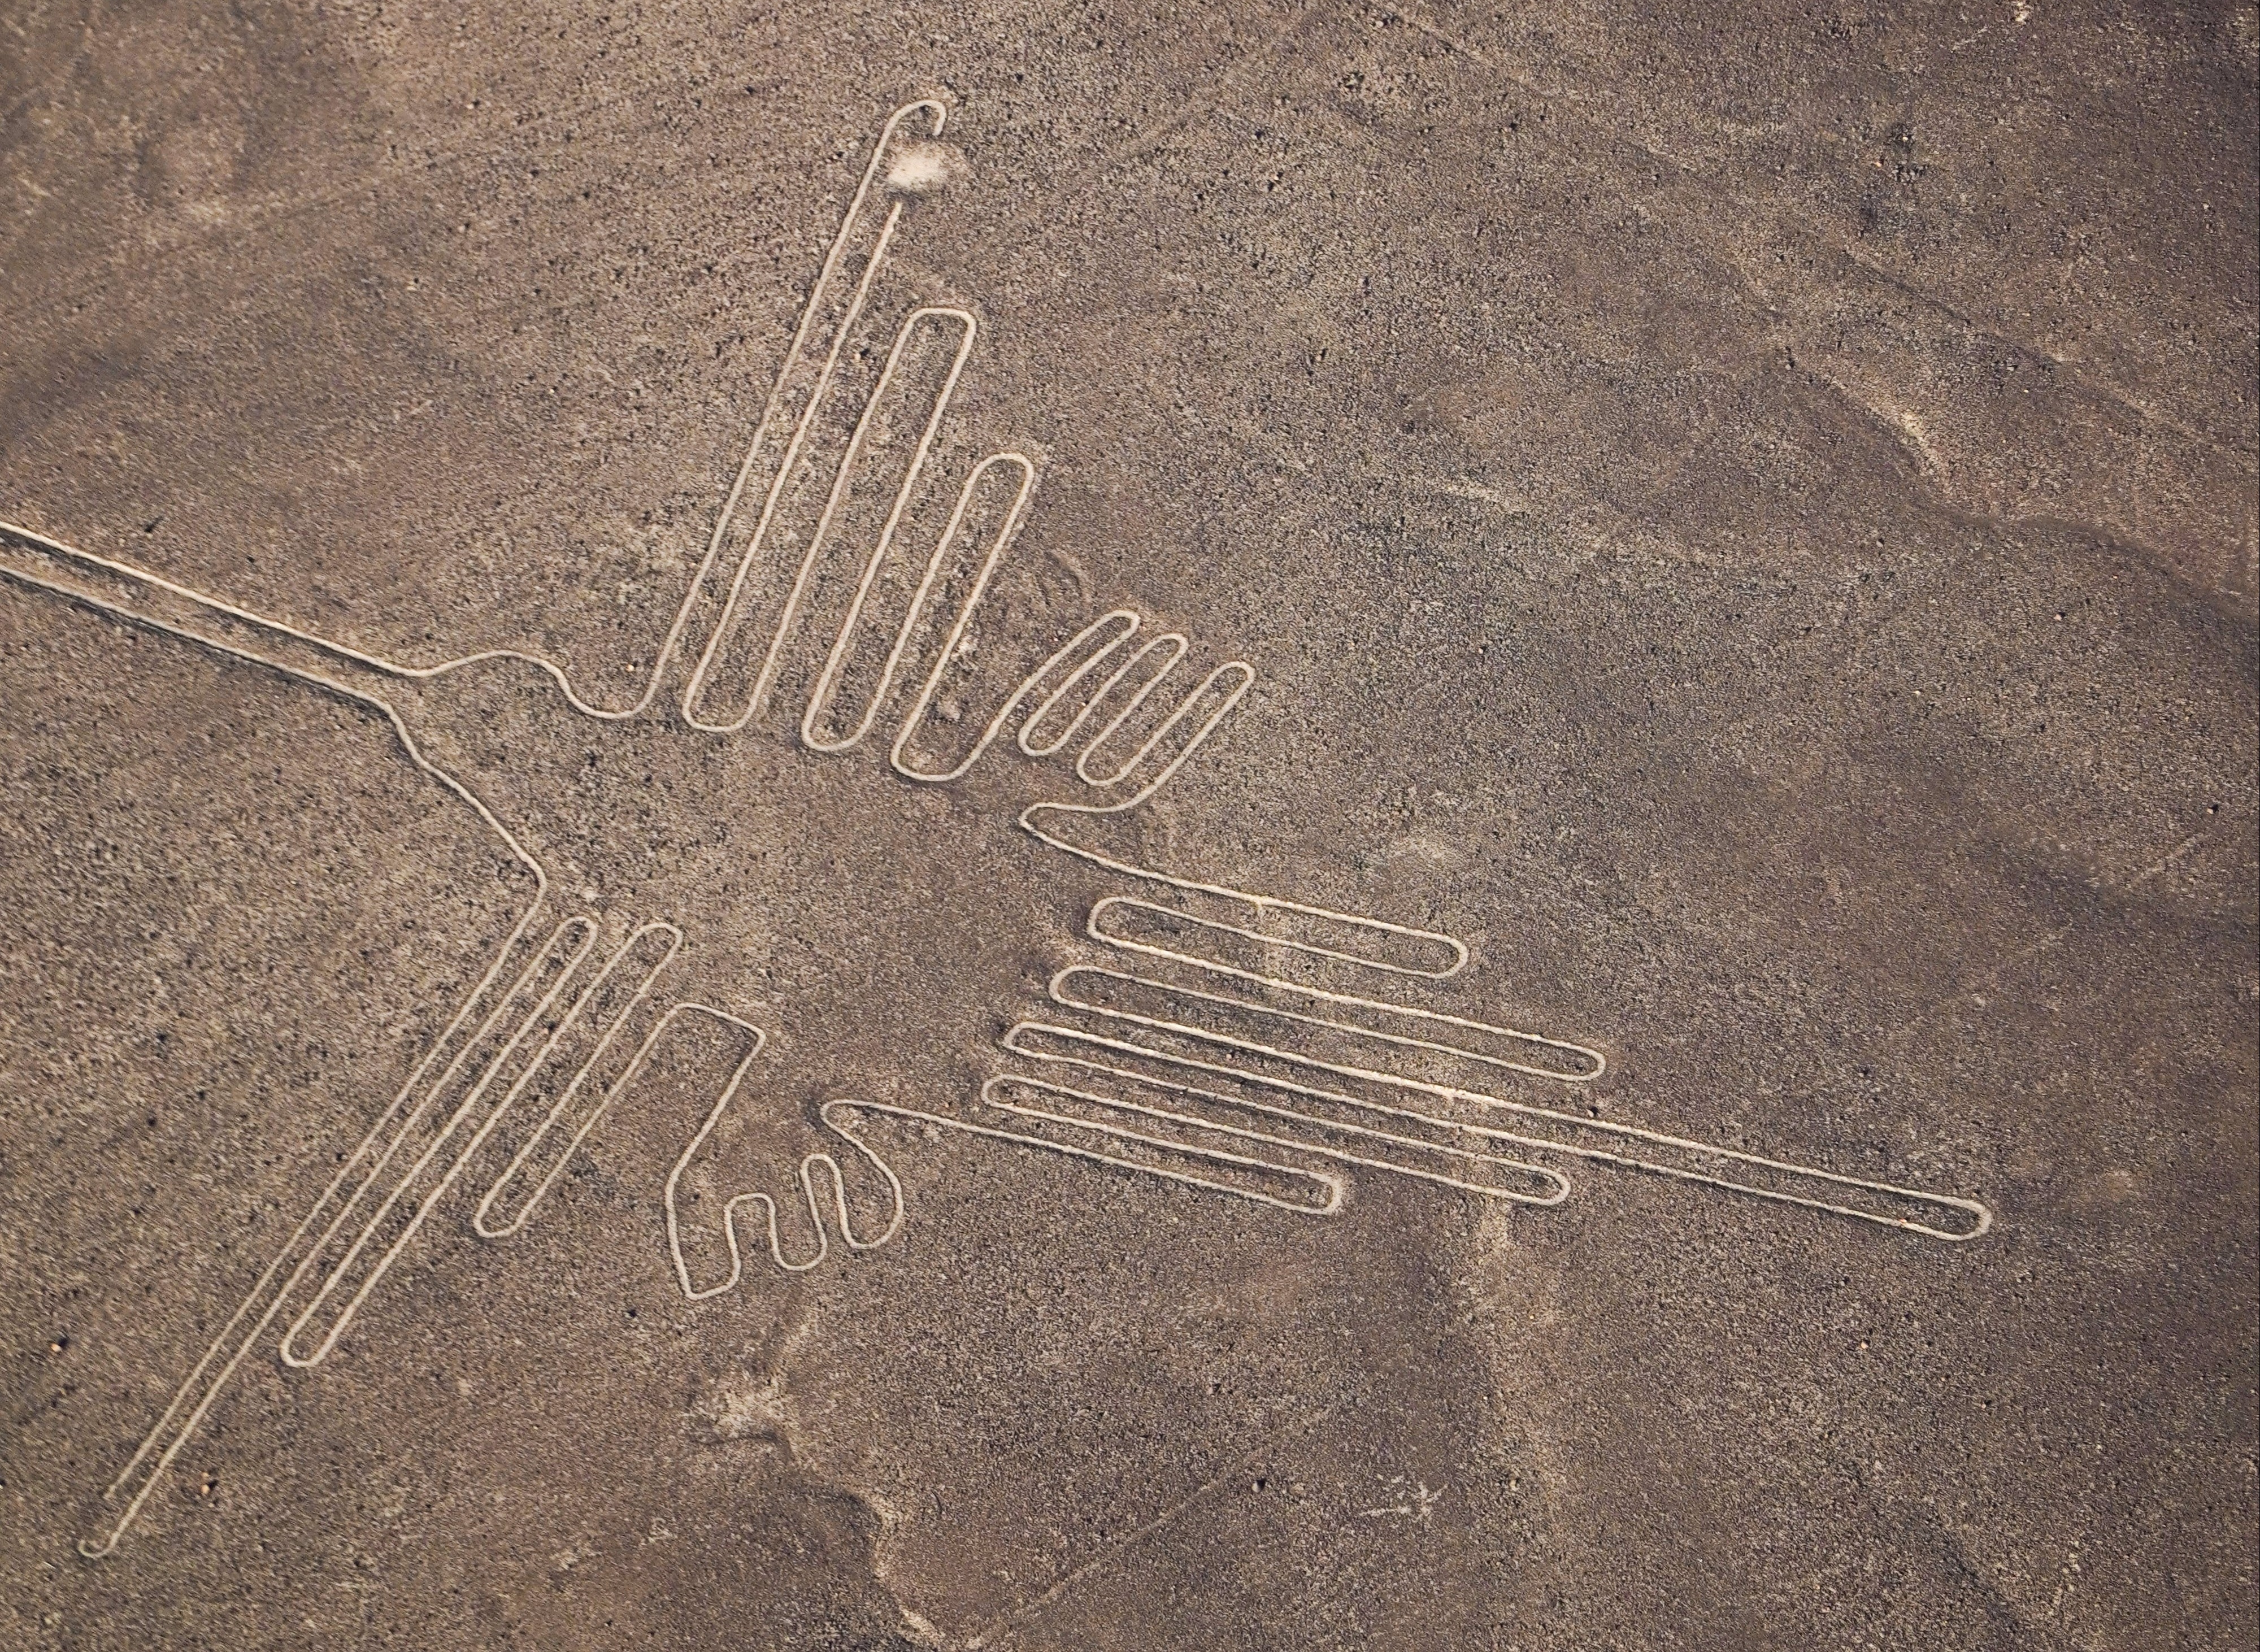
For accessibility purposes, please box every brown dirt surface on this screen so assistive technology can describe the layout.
[2,4,2255,1649]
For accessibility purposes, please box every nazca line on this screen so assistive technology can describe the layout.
[827,894,1993,1242]
[0,95,1993,1562]
[2,94,1455,1559]
[6,495,1306,1559]
[1,489,1270,1551]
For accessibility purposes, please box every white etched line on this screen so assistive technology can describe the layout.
[276,918,608,1367]
[894,608,1142,781]
[472,924,687,1238]
[1088,893,1607,1078]
[1023,945,1990,1240]
[823,1095,1345,1216]
[0,539,561,1558]
[796,307,984,749]
[673,100,949,729]
[985,1067,1570,1206]
[1023,632,1185,761]
[2,87,2004,1567]
[809,451,1038,757]
[658,1011,903,1297]
[1051,964,1602,1089]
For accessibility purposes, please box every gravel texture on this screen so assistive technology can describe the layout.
[2,4,2254,1648]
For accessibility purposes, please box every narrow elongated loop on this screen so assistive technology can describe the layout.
[14,99,962,733]
[689,299,981,736]
[667,98,955,728]
[471,923,689,1238]
[1017,616,1152,758]
[823,1092,1345,1217]
[1085,897,1606,1079]
[276,916,610,1369]
[1064,636,1190,782]
[892,610,1141,782]
[988,898,1993,1244]
[797,307,986,750]
[796,451,1040,760]
[990,1068,1571,1207]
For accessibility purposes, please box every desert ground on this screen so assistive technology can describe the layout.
[2,3,2254,1648]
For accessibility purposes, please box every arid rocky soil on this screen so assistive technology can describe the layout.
[2,3,2255,1648]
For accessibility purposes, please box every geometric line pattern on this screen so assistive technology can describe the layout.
[0,95,1992,1561]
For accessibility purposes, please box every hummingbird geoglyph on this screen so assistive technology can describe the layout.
[1,96,1992,1560]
